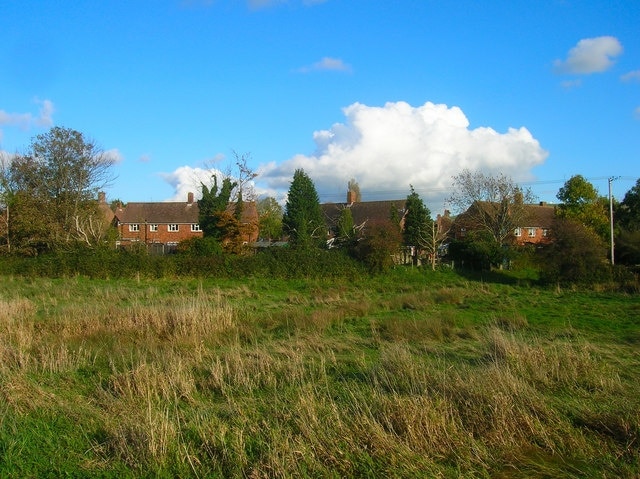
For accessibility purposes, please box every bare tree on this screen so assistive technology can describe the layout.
[232,151,258,203]
[417,212,452,270]
[448,169,536,248]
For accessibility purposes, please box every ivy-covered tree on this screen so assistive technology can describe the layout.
[282,169,325,249]
[198,175,238,241]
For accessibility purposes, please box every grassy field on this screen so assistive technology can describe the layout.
[0,269,639,477]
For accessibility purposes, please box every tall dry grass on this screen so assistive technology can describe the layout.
[0,277,638,477]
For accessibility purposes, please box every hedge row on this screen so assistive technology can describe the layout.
[0,246,367,280]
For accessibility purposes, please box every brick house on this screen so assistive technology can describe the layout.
[452,201,556,246]
[113,192,259,251]
[321,189,408,240]
[513,203,556,245]
[321,189,458,266]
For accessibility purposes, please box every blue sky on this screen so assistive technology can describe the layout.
[1,0,638,211]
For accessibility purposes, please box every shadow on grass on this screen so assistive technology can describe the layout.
[453,268,540,287]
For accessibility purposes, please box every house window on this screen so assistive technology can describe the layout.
[149,224,158,232]
[129,224,140,232]
[168,224,179,232]
[514,227,522,237]
[191,224,201,232]
[542,228,549,237]
[528,227,536,237]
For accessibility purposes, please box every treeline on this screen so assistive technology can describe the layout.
[1,127,639,288]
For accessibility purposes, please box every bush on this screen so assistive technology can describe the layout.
[615,229,640,266]
[447,231,506,271]
[538,218,610,285]
[176,237,224,257]
[351,221,402,273]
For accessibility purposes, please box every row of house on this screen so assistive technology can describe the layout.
[104,192,259,252]
[103,188,556,253]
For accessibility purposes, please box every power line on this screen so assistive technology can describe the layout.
[316,175,638,201]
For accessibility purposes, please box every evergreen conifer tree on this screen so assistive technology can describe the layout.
[282,169,325,248]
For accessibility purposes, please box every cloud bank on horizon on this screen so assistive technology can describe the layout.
[163,101,548,208]
[258,101,548,205]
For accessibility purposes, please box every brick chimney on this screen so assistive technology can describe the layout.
[347,189,357,204]
[187,192,194,204]
[98,191,106,203]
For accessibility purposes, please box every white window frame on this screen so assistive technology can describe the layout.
[542,228,549,237]
[191,224,201,232]
[149,224,158,232]
[514,227,522,237]
[168,224,179,232]
[527,227,536,237]
[129,224,140,232]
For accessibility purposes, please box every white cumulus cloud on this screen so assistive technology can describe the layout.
[160,166,226,202]
[554,36,623,75]
[259,101,548,206]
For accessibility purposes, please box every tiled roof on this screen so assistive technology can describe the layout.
[455,201,557,229]
[322,200,406,229]
[115,202,200,224]
[115,200,258,225]
[520,203,556,228]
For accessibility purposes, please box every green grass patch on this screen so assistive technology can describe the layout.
[0,269,639,477]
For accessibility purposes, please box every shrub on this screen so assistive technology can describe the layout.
[538,218,610,285]
[352,221,402,273]
[615,229,640,266]
[448,230,506,271]
[175,237,224,256]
